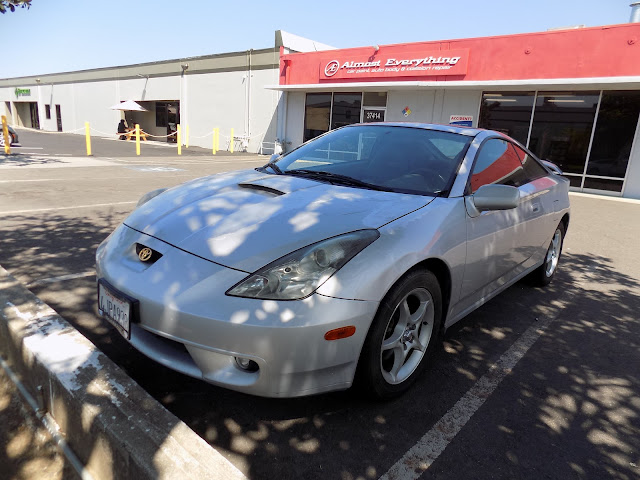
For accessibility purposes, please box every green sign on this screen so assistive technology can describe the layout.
[14,88,31,97]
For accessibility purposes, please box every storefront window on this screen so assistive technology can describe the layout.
[528,92,599,176]
[330,93,362,130]
[586,91,640,181]
[304,93,331,142]
[478,92,535,145]
[363,92,387,107]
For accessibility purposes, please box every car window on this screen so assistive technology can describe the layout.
[277,125,473,196]
[470,138,529,193]
[511,144,549,181]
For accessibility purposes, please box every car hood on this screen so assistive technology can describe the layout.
[124,169,433,272]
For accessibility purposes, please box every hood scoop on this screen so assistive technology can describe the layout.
[238,174,318,195]
[238,182,285,197]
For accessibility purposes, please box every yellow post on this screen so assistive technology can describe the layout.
[135,124,141,156]
[230,128,234,153]
[1,116,10,155]
[85,122,92,156]
[212,128,216,155]
[186,125,189,148]
[177,124,182,155]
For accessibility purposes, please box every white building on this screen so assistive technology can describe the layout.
[0,31,333,154]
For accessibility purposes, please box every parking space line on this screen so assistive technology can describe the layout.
[1,201,137,215]
[380,315,556,480]
[27,271,96,288]
[0,174,196,184]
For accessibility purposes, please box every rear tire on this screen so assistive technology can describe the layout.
[529,222,565,287]
[356,269,442,399]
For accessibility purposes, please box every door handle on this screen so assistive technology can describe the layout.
[532,203,541,213]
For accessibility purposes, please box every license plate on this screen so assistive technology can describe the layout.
[98,280,134,340]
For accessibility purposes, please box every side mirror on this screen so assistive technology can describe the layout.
[471,184,520,213]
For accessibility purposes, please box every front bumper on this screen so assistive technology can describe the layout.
[96,224,379,397]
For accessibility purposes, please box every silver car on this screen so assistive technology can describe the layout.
[96,123,569,398]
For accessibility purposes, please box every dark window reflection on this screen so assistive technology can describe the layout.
[511,144,548,181]
[478,92,535,145]
[528,92,599,175]
[304,93,331,142]
[587,91,640,178]
[470,139,528,193]
[331,93,362,130]
[583,177,624,192]
[567,175,583,188]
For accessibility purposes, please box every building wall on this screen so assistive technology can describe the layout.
[386,91,437,123]
[0,49,281,153]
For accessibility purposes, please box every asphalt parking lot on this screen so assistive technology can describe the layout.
[1,128,639,479]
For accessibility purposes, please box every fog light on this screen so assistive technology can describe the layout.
[235,357,259,372]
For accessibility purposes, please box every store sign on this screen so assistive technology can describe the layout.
[449,115,473,127]
[14,88,31,97]
[321,50,468,80]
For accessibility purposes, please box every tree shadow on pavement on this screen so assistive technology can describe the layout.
[0,209,638,479]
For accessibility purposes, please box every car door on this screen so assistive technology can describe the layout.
[510,143,557,255]
[458,138,533,307]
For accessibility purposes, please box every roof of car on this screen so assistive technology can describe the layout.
[345,122,485,137]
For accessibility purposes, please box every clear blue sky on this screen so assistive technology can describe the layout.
[1,0,634,78]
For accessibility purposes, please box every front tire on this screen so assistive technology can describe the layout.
[356,269,442,399]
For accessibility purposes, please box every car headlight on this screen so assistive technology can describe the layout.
[227,229,380,300]
[136,188,168,208]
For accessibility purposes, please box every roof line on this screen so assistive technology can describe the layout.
[266,76,640,91]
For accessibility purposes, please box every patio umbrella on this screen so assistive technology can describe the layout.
[109,100,148,111]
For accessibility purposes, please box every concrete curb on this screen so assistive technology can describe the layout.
[0,265,246,480]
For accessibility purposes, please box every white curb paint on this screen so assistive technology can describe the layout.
[380,315,556,480]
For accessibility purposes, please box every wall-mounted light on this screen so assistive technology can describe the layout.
[181,63,189,71]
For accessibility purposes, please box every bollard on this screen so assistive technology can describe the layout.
[230,128,234,154]
[186,125,189,149]
[177,124,182,156]
[212,128,216,155]
[85,122,92,156]
[135,124,141,156]
[1,116,10,155]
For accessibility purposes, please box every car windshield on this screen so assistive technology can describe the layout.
[272,125,472,196]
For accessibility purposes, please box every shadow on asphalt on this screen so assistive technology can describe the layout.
[0,212,638,479]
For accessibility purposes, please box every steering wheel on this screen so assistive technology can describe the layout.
[412,168,447,191]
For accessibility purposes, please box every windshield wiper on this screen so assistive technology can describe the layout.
[256,162,283,175]
[284,169,390,191]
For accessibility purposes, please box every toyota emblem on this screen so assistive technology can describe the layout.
[138,247,153,262]
[324,60,340,77]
